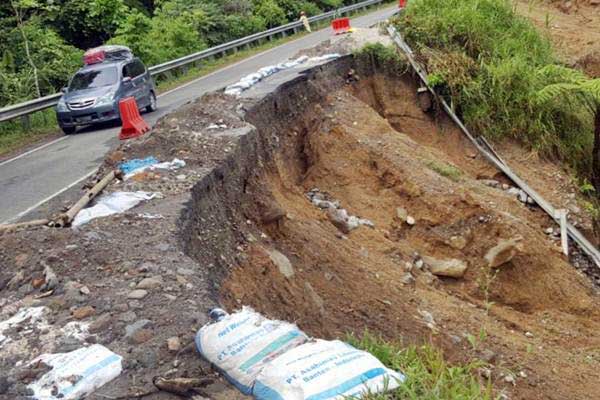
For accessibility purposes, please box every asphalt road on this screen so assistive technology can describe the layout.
[0,5,398,224]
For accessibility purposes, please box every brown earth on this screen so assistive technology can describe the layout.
[517,0,600,77]
[219,66,600,399]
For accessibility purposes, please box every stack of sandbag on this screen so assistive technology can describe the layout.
[195,307,405,399]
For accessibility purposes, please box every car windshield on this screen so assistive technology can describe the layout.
[69,66,118,91]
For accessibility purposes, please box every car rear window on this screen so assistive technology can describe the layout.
[69,66,118,91]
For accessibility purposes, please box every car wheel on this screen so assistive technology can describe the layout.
[61,125,76,135]
[146,92,157,112]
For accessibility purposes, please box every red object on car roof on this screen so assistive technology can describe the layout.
[83,45,133,65]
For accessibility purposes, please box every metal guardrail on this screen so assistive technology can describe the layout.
[0,0,385,123]
[387,25,600,268]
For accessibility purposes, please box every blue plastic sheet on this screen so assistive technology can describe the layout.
[118,157,158,175]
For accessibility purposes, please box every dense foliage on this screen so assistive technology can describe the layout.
[396,0,600,182]
[0,0,353,107]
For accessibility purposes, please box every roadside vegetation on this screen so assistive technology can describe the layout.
[349,332,493,399]
[395,0,600,204]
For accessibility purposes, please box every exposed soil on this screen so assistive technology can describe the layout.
[214,65,600,399]
[518,0,600,77]
[1,40,600,400]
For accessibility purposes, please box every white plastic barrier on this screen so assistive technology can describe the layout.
[195,307,308,394]
[253,339,405,400]
[28,344,123,400]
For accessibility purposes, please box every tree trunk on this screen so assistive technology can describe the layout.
[11,2,41,98]
[593,108,600,196]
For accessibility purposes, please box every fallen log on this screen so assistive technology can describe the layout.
[0,218,50,233]
[54,169,121,227]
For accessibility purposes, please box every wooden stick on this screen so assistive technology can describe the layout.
[54,169,120,227]
[0,218,50,233]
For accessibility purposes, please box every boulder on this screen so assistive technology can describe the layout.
[485,237,523,268]
[267,249,294,278]
[423,256,468,278]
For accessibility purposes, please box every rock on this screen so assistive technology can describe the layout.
[80,286,91,295]
[304,282,325,315]
[137,277,163,290]
[545,227,554,234]
[72,306,96,320]
[525,331,534,338]
[485,237,523,268]
[396,207,408,221]
[327,208,351,234]
[480,179,500,188]
[400,273,415,285]
[167,336,181,352]
[414,258,424,270]
[32,278,45,289]
[266,249,294,278]
[131,329,153,344]
[406,216,416,226]
[119,311,137,323]
[449,234,469,250]
[125,319,151,339]
[423,256,468,278]
[41,264,58,291]
[127,289,149,299]
[89,313,112,333]
[63,281,85,303]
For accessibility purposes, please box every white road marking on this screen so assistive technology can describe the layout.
[1,168,98,224]
[0,136,68,168]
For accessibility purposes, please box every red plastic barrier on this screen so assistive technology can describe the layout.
[118,97,150,140]
[399,0,407,8]
[331,17,351,35]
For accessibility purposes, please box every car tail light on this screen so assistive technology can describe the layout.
[83,49,105,65]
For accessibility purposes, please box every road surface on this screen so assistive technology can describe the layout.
[0,5,397,223]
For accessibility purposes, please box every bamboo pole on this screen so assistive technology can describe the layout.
[0,219,50,233]
[54,169,121,227]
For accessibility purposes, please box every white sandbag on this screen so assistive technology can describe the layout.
[195,307,308,394]
[253,339,404,400]
[28,344,123,400]
[72,191,159,227]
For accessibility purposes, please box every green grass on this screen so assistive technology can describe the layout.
[347,332,494,399]
[425,160,463,181]
[394,0,596,180]
[0,109,60,156]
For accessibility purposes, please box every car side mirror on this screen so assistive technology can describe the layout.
[61,87,68,93]
[122,77,132,85]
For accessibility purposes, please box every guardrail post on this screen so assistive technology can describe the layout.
[268,35,273,41]
[293,27,299,34]
[21,115,31,131]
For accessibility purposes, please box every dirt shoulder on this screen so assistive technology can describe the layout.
[517,0,600,77]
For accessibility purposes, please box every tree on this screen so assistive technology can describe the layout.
[533,65,600,193]
[9,0,41,97]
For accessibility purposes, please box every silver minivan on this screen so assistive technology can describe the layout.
[55,46,157,134]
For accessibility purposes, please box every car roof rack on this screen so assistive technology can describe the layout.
[83,45,133,65]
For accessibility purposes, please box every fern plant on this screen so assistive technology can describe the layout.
[532,65,600,194]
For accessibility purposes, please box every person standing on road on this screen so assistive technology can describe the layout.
[300,11,311,32]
